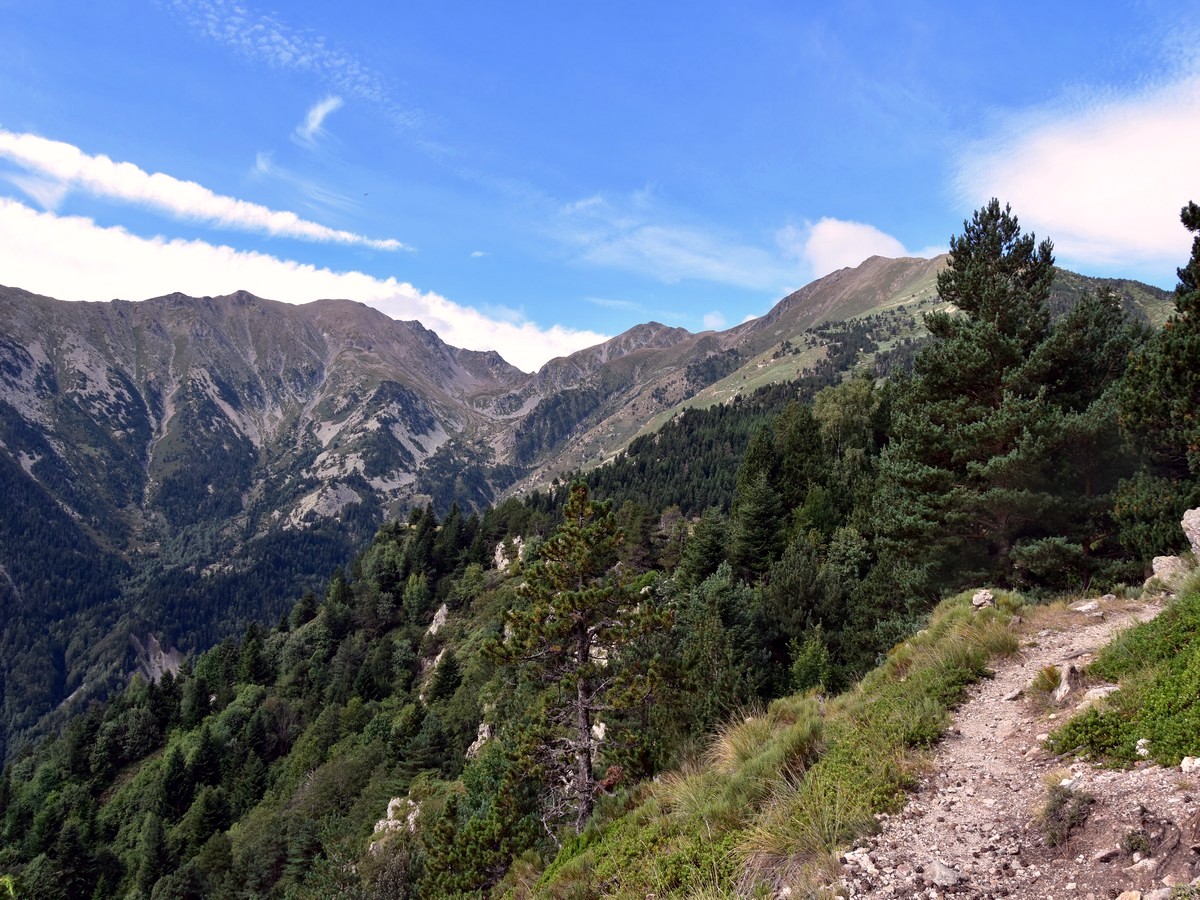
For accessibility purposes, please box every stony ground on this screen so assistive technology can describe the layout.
[838,595,1200,900]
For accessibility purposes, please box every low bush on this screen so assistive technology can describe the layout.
[1048,588,1200,765]
[1039,784,1094,847]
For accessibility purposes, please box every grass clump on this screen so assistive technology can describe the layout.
[1048,586,1200,765]
[1120,828,1152,856]
[1038,784,1094,847]
[1031,664,1062,695]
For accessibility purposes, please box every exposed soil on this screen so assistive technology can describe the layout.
[840,595,1200,900]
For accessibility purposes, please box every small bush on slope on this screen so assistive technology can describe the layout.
[1048,580,1200,766]
[527,590,1021,898]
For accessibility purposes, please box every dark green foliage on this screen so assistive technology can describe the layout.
[512,387,603,465]
[1116,201,1200,555]
[671,564,770,734]
[730,471,785,581]
[498,483,657,833]
[875,201,1142,596]
[684,348,742,390]
[790,629,832,692]
[581,379,834,517]
[675,507,729,589]
[426,650,462,704]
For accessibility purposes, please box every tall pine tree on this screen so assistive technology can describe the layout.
[498,483,652,834]
[876,199,1140,593]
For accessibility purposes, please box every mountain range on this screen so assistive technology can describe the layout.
[0,255,1171,759]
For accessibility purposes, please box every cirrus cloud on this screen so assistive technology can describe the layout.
[295,95,344,146]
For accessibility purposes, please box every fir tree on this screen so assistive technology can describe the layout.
[731,470,785,581]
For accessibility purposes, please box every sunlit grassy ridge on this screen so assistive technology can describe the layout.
[523,590,1023,898]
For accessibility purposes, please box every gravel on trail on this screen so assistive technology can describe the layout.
[838,597,1200,900]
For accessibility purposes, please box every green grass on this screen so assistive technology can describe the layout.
[1048,582,1200,766]
[525,590,1021,898]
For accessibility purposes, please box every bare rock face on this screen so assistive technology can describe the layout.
[1148,556,1189,593]
[1183,507,1200,558]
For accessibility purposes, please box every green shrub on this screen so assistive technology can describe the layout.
[1049,588,1200,766]
[1039,785,1094,847]
[1120,829,1152,856]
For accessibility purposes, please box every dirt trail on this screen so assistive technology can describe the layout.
[840,596,1200,900]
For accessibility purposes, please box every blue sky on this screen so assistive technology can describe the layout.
[1,1,1197,370]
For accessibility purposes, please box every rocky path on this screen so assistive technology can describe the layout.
[840,596,1200,900]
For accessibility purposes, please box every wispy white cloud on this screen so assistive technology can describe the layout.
[702,311,726,331]
[167,0,422,132]
[559,195,793,291]
[0,129,405,250]
[0,198,605,371]
[253,152,361,215]
[295,95,343,146]
[559,192,938,291]
[954,70,1200,273]
[469,250,489,258]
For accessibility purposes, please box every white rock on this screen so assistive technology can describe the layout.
[1053,664,1076,703]
[1180,756,1199,774]
[845,847,879,875]
[1148,556,1188,592]
[466,720,493,758]
[929,859,961,887]
[1183,507,1200,558]
[1070,599,1100,613]
[971,589,995,609]
[426,602,448,636]
[1076,684,1120,712]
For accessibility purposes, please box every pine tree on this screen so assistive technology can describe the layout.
[875,200,1139,591]
[190,724,223,787]
[731,470,785,581]
[676,507,728,589]
[158,745,193,819]
[427,650,462,704]
[135,812,168,896]
[497,483,649,834]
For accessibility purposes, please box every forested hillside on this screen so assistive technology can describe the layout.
[0,201,1197,898]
